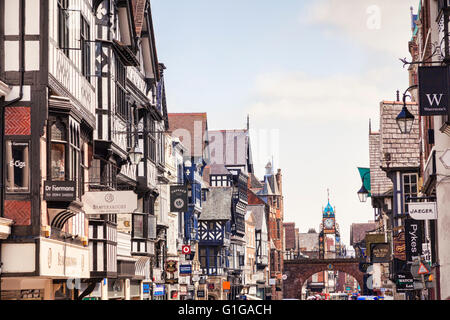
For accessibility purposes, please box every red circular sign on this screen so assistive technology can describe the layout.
[182,245,191,254]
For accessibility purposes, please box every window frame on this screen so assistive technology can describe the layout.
[402,172,418,215]
[57,0,70,57]
[80,14,91,81]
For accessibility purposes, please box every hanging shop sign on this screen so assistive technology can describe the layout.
[181,245,191,255]
[165,260,178,273]
[405,219,423,262]
[170,185,188,212]
[153,284,165,297]
[370,243,390,263]
[418,66,450,116]
[408,202,438,220]
[395,273,414,292]
[179,264,192,275]
[82,191,137,214]
[197,290,205,298]
[393,231,406,261]
[44,181,76,202]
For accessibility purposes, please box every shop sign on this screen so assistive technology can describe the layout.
[179,264,192,275]
[370,243,390,263]
[408,202,437,220]
[44,181,76,201]
[165,260,178,273]
[418,66,449,116]
[182,245,191,255]
[208,283,215,290]
[393,231,406,261]
[405,219,423,262]
[269,278,276,286]
[166,278,179,285]
[82,191,137,214]
[143,283,151,294]
[170,185,188,212]
[197,290,205,298]
[153,284,165,296]
[39,237,89,278]
[359,262,372,273]
[396,273,414,291]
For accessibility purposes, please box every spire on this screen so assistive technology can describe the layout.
[369,118,372,134]
[247,114,250,131]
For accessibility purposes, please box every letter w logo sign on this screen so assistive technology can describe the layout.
[426,94,444,106]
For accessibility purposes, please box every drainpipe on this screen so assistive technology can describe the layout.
[0,0,25,301]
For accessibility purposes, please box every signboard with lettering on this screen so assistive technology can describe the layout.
[408,202,437,220]
[370,243,390,263]
[44,181,76,201]
[393,231,406,261]
[82,191,137,215]
[179,264,192,275]
[405,219,423,262]
[418,66,450,116]
[395,273,414,292]
[153,284,165,297]
[170,185,188,212]
[39,237,89,278]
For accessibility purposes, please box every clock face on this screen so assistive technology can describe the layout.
[324,218,334,229]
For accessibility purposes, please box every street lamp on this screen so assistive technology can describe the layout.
[128,145,143,165]
[396,85,417,134]
[357,171,370,203]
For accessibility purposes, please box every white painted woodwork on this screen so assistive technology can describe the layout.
[25,0,40,35]
[25,41,40,71]
[4,41,19,71]
[4,0,19,35]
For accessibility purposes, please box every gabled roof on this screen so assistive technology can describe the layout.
[350,222,377,245]
[168,113,209,159]
[257,174,280,196]
[199,187,233,221]
[208,129,253,174]
[247,204,266,231]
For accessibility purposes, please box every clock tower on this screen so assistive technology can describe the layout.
[319,191,342,259]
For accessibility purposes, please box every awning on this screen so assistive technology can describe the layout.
[48,208,76,229]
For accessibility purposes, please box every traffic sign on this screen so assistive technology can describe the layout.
[418,263,430,275]
[182,245,191,254]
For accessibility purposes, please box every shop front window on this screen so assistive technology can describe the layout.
[5,140,30,193]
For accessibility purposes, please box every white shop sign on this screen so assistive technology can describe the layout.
[39,237,90,278]
[82,191,138,215]
[408,202,437,220]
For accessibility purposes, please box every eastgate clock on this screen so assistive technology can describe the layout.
[324,218,334,229]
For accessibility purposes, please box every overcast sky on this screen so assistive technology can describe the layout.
[151,0,418,246]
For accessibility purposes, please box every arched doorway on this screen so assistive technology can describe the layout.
[283,259,364,300]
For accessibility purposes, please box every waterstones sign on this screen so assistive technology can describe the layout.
[418,66,450,116]
[82,191,137,215]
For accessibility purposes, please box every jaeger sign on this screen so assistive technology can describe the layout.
[418,66,449,116]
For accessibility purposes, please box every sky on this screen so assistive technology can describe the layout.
[150,0,418,246]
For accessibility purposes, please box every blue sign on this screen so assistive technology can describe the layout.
[154,285,165,296]
[143,283,150,294]
[179,264,192,274]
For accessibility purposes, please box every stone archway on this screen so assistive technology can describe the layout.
[283,259,364,299]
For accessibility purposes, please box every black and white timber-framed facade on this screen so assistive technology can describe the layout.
[0,0,168,300]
